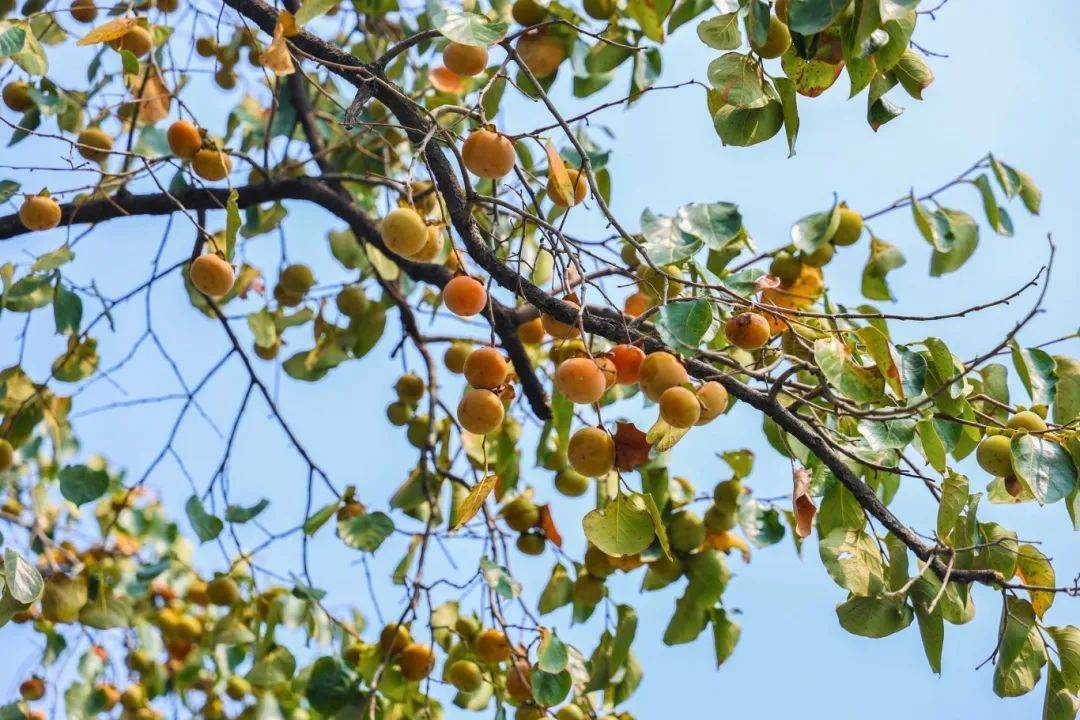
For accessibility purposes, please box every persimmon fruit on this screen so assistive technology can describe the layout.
[443,276,488,317]
[189,254,235,297]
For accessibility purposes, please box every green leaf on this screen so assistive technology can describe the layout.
[929,208,979,276]
[304,502,338,535]
[225,499,269,523]
[819,528,884,596]
[439,12,507,46]
[791,201,840,254]
[676,202,743,250]
[223,189,240,261]
[972,174,1014,236]
[32,243,74,272]
[914,604,943,674]
[337,511,394,552]
[119,48,138,74]
[53,283,82,335]
[537,631,568,673]
[975,522,1018,579]
[538,563,573,614]
[58,464,109,506]
[787,0,850,35]
[479,557,521,599]
[709,607,740,667]
[736,494,785,547]
[531,668,571,706]
[836,594,913,638]
[247,646,297,688]
[640,209,701,265]
[1054,356,1080,426]
[1043,663,1080,720]
[1011,434,1077,505]
[993,597,1046,698]
[936,470,968,544]
[656,300,714,351]
[893,48,934,99]
[583,492,657,556]
[0,180,20,203]
[861,234,905,301]
[1047,626,1080,694]
[774,76,800,156]
[857,418,915,451]
[814,337,885,403]
[4,273,54,312]
[867,74,904,130]
[696,13,741,50]
[880,0,918,21]
[708,89,784,146]
[294,0,340,25]
[707,53,771,109]
[817,480,866,537]
[1011,341,1057,407]
[305,657,359,715]
[3,548,43,604]
[0,21,29,58]
[185,495,224,543]
[1017,169,1042,215]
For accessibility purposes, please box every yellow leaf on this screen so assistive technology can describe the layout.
[544,140,573,207]
[260,11,296,76]
[77,17,135,46]
[452,474,497,531]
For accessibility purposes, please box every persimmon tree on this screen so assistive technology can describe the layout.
[0,0,1077,719]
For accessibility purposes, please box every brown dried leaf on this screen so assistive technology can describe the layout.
[613,421,650,471]
[537,504,562,548]
[792,468,816,539]
[452,474,496,531]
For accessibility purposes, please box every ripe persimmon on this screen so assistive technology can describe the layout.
[443,42,489,77]
[462,128,516,179]
[517,33,564,78]
[695,381,728,425]
[443,276,487,317]
[568,426,614,477]
[77,127,112,162]
[457,388,505,434]
[610,344,645,384]
[638,351,688,401]
[167,120,202,159]
[516,317,545,344]
[192,149,232,181]
[659,386,700,428]
[540,301,581,339]
[70,0,98,22]
[555,357,606,404]
[18,195,61,231]
[725,312,771,350]
[464,347,509,389]
[189,254,235,297]
[381,207,428,257]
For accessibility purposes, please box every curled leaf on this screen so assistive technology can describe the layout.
[452,474,496,531]
[613,421,651,471]
[792,468,816,538]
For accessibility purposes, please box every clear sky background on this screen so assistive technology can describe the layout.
[1,1,1078,718]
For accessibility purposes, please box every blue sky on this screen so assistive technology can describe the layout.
[1,1,1079,717]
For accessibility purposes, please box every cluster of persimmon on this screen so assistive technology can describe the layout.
[193,26,267,90]
[429,0,567,95]
[369,620,584,720]
[975,408,1057,495]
